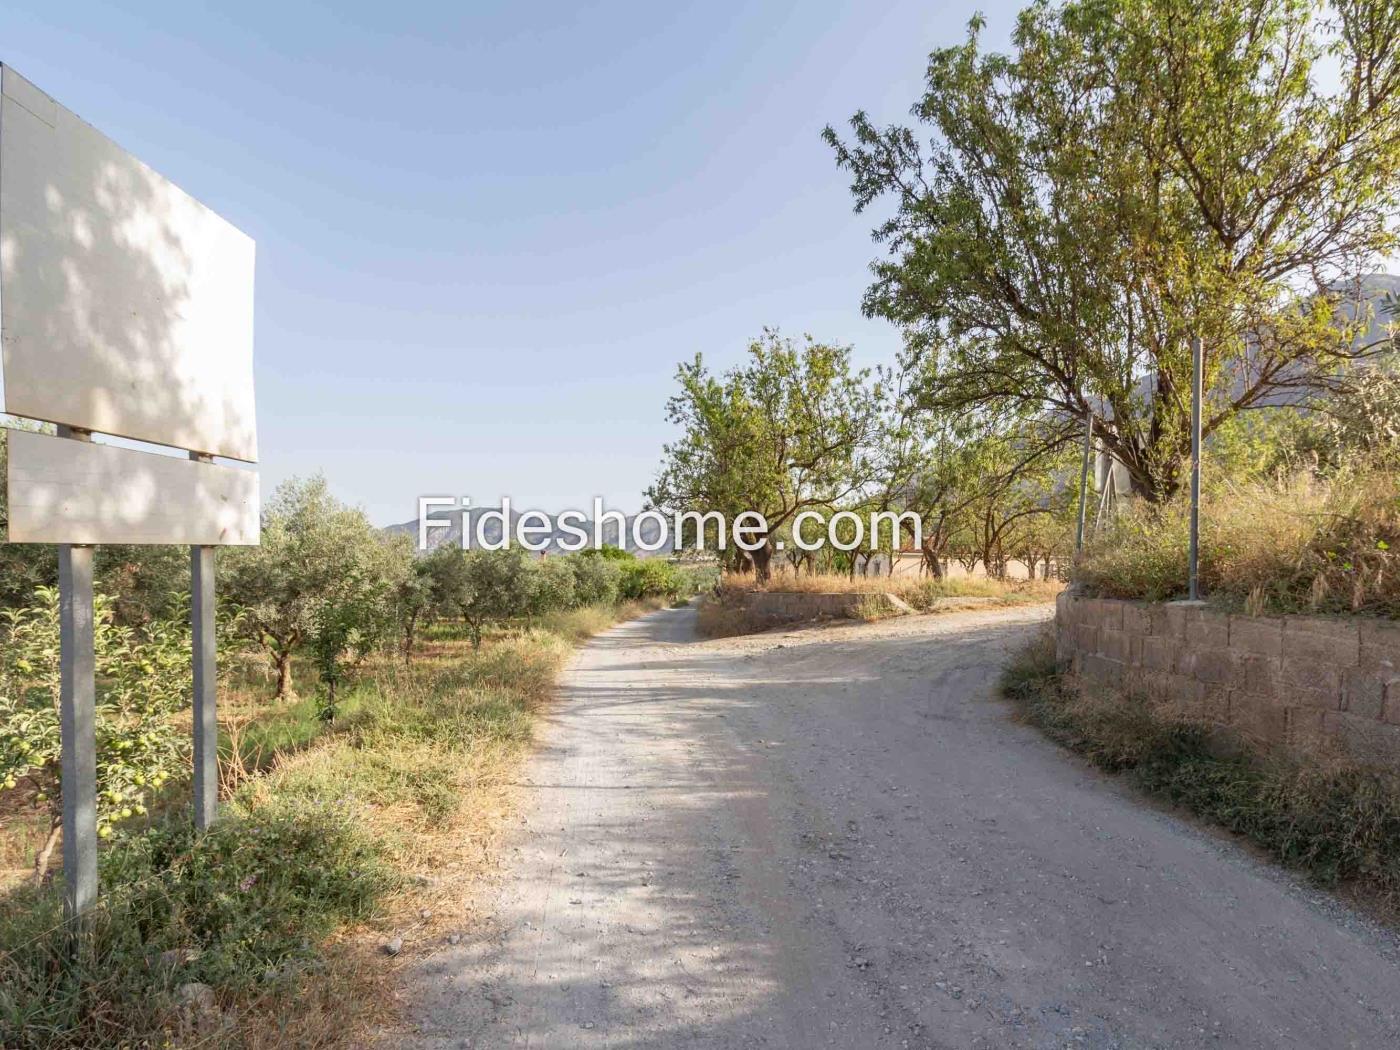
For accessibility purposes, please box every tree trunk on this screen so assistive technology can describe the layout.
[750,543,773,584]
[33,816,60,886]
[274,649,294,699]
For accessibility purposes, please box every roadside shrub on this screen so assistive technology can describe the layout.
[618,559,684,600]
[455,548,536,648]
[568,554,621,607]
[0,589,191,870]
[529,557,577,616]
[0,801,394,1049]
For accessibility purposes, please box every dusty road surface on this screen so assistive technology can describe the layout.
[404,604,1400,1049]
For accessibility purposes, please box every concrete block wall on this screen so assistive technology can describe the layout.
[1055,593,1400,768]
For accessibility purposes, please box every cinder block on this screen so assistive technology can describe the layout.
[1385,681,1400,726]
[1178,646,1234,685]
[1286,707,1329,749]
[1139,634,1179,673]
[1149,673,1206,714]
[1081,654,1125,684]
[1099,628,1134,664]
[1088,599,1125,631]
[1184,608,1230,646]
[1283,617,1360,667]
[1151,604,1189,640]
[1228,616,1283,657]
[1074,622,1101,655]
[1278,653,1343,702]
[1343,667,1387,720]
[1285,683,1343,711]
[1121,603,1152,635]
[1359,618,1400,676]
[1230,650,1280,694]
[1230,695,1287,746]
[1055,629,1073,665]
[1321,710,1400,768]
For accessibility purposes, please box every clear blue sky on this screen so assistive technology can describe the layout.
[0,1,1022,525]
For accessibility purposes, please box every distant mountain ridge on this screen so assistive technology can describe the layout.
[384,506,678,556]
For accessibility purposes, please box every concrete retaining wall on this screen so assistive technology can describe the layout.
[1056,593,1400,768]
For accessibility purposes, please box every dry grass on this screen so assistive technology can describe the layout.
[697,571,1060,638]
[0,601,654,1049]
[717,571,1060,607]
[1077,466,1400,616]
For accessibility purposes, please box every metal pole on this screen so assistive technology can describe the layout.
[57,425,97,920]
[190,452,218,830]
[1075,411,1093,553]
[1189,336,1203,601]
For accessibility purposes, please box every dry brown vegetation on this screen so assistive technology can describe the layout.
[1076,466,1400,617]
[0,601,665,1049]
[716,570,1061,604]
[697,572,1061,638]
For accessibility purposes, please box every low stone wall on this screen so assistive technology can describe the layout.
[726,591,904,630]
[1056,593,1400,768]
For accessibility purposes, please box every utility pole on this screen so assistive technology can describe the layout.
[1075,410,1093,553]
[1189,335,1203,602]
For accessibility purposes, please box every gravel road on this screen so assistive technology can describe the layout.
[404,603,1400,1049]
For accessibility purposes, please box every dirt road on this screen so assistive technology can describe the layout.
[404,604,1400,1049]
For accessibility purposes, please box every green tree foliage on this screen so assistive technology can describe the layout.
[571,554,622,606]
[307,532,413,718]
[826,0,1400,501]
[0,589,191,877]
[454,548,537,649]
[617,559,684,600]
[529,557,577,619]
[649,330,881,581]
[219,476,408,700]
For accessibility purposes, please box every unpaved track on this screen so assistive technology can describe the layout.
[404,604,1400,1049]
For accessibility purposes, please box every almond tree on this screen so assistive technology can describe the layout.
[649,331,882,582]
[826,0,1400,501]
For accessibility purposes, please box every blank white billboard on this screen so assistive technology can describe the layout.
[6,429,259,545]
[0,65,257,462]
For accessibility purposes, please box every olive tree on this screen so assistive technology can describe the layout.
[220,476,406,699]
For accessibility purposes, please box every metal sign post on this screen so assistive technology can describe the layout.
[1075,411,1093,553]
[56,425,97,920]
[190,454,218,831]
[1189,336,1203,601]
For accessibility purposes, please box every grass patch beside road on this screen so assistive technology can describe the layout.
[1002,630,1400,915]
[699,572,1059,637]
[0,601,659,1049]
[718,571,1060,605]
